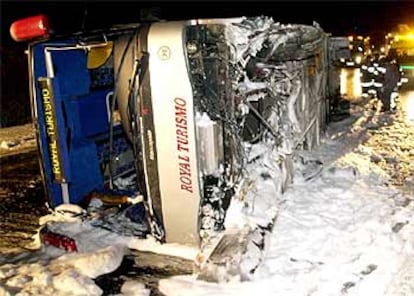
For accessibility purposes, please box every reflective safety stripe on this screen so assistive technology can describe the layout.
[377,67,386,73]
[391,93,398,108]
[374,82,383,87]
[368,67,375,72]
[361,82,372,87]
[361,65,368,70]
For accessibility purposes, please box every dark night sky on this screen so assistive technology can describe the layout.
[2,0,414,46]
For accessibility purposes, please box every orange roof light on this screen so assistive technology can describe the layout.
[10,14,51,42]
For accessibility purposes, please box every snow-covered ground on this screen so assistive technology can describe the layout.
[1,96,413,295]
[0,123,36,157]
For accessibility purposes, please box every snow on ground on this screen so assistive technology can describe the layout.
[1,97,414,295]
[158,98,414,295]
[0,123,36,157]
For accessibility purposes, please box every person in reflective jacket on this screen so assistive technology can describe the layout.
[377,55,400,111]
[371,53,383,97]
[360,55,375,98]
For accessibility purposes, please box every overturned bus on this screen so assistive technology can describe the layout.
[10,15,338,280]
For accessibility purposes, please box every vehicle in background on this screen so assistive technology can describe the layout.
[329,36,351,67]
[385,24,414,83]
[344,35,371,67]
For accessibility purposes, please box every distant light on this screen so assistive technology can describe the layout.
[353,68,362,97]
